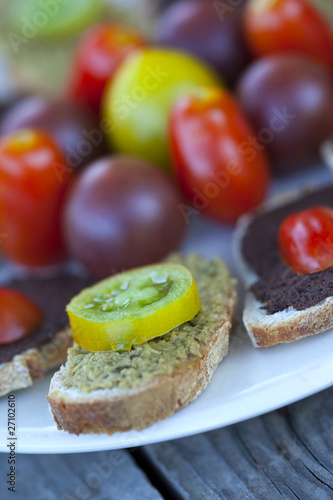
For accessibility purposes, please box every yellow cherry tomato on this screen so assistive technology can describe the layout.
[67,263,201,352]
[102,48,220,169]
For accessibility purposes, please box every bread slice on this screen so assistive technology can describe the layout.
[47,253,237,435]
[0,327,72,397]
[234,189,333,348]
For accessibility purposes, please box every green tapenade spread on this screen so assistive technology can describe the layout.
[64,254,236,392]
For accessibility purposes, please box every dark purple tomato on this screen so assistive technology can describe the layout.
[0,96,105,171]
[155,0,249,85]
[237,55,333,174]
[63,156,186,277]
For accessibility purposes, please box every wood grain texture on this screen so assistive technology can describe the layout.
[0,450,163,500]
[142,387,333,499]
[1,388,333,499]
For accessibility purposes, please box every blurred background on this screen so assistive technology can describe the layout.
[0,0,157,96]
[0,0,332,276]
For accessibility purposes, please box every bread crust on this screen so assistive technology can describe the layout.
[243,292,333,348]
[47,289,236,435]
[234,189,333,348]
[0,327,72,397]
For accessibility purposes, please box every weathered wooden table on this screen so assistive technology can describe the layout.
[1,386,332,500]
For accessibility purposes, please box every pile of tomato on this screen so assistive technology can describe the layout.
[0,0,332,279]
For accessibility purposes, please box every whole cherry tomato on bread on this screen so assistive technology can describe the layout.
[279,206,333,274]
[0,129,73,267]
[170,87,271,223]
[244,0,333,67]
[68,23,147,114]
[0,288,43,345]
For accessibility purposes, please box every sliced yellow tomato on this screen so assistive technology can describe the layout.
[67,263,201,351]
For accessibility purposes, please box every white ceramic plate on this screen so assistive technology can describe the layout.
[0,168,332,454]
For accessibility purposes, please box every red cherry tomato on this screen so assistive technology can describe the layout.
[0,288,43,345]
[244,0,333,67]
[68,23,147,114]
[279,206,333,274]
[0,129,73,266]
[169,87,271,224]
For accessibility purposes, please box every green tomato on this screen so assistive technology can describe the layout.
[67,263,201,351]
[102,49,220,169]
[5,0,105,41]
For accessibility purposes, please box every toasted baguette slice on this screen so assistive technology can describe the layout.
[0,327,72,397]
[47,254,236,435]
[234,189,333,348]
